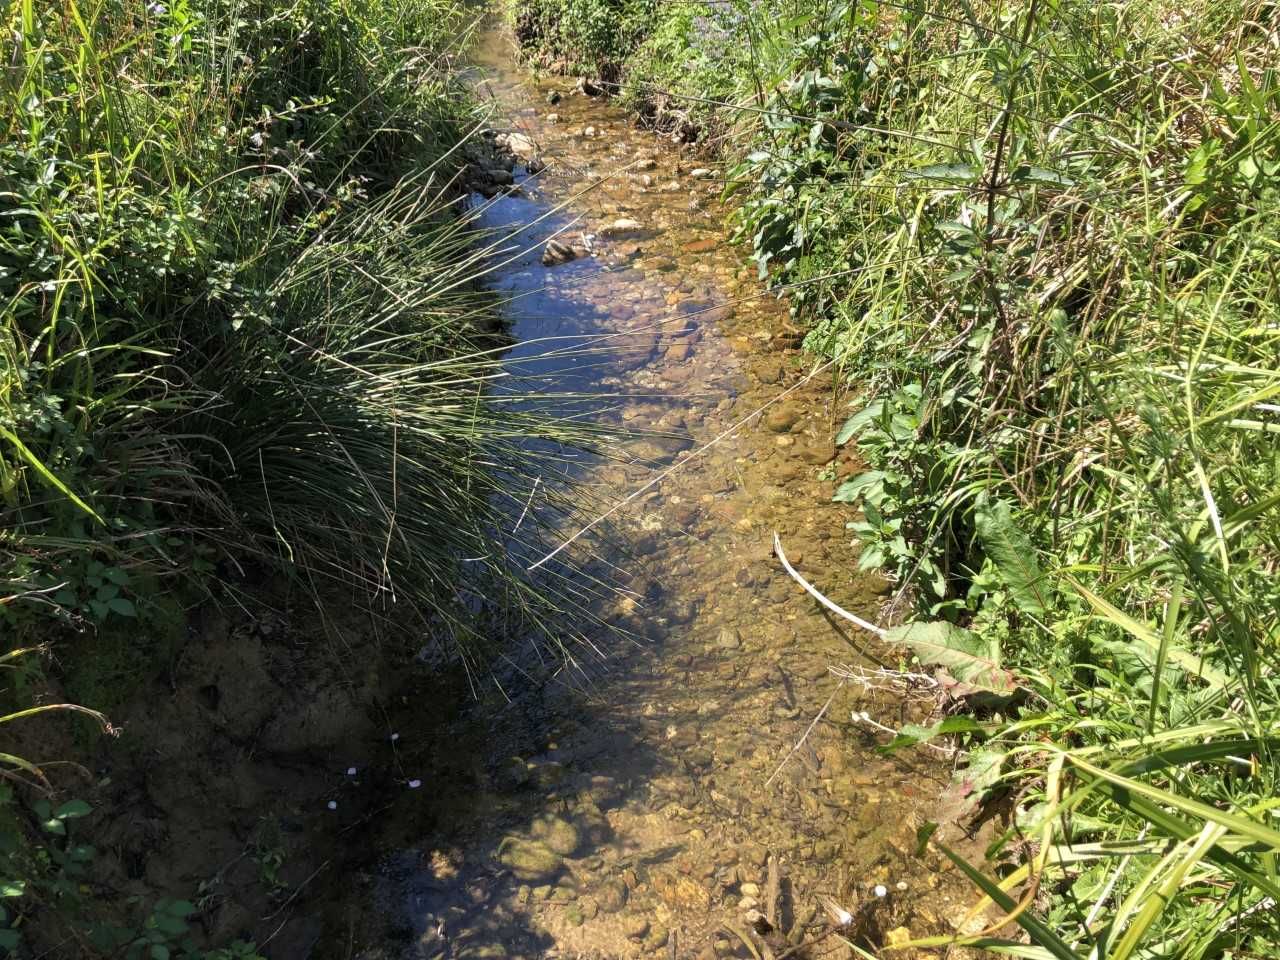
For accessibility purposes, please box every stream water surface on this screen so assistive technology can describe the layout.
[332,24,980,960]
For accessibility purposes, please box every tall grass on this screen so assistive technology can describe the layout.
[513,0,1280,953]
[2,0,604,658]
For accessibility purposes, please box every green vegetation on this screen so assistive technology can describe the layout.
[513,0,1280,954]
[2,0,602,952]
[2,0,596,650]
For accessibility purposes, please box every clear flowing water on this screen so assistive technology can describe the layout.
[329,25,980,960]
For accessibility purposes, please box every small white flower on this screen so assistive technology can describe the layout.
[408,779,422,789]
[346,766,357,776]
[327,800,338,810]
[873,884,888,898]
[146,2,167,14]
[390,732,400,742]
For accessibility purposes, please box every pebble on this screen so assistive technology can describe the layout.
[716,626,741,650]
[595,878,628,912]
[600,217,644,238]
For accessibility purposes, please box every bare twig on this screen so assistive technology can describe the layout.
[773,533,885,637]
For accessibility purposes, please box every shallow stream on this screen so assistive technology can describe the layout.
[332,24,978,960]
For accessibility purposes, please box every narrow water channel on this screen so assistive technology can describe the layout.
[331,23,978,960]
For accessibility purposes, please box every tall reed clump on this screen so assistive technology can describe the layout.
[2,0,600,660]
[513,0,1280,953]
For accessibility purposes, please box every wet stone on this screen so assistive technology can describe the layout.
[596,878,628,912]
[765,402,804,433]
[531,815,581,855]
[497,838,563,881]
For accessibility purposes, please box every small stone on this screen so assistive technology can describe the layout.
[546,90,562,105]
[886,927,912,949]
[531,815,581,856]
[600,217,644,238]
[764,403,804,433]
[596,878,628,912]
[578,896,600,920]
[740,882,760,897]
[497,839,563,881]
[644,924,669,950]
[485,167,513,185]
[501,132,537,159]
[542,239,577,266]
[716,626,741,650]
[690,167,713,179]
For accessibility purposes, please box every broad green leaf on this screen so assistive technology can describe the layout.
[835,400,884,445]
[885,621,1020,694]
[903,163,982,182]
[974,499,1053,616]
[0,880,25,898]
[883,715,985,752]
[54,799,92,820]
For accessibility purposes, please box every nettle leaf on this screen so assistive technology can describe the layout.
[835,399,885,445]
[832,469,887,505]
[885,621,1020,695]
[882,715,986,753]
[54,798,92,820]
[974,499,1054,617]
[935,748,1008,826]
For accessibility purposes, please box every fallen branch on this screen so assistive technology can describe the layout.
[773,533,885,637]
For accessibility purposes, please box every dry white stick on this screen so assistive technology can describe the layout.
[773,532,886,637]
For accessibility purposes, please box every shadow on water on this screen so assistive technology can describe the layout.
[311,20,979,960]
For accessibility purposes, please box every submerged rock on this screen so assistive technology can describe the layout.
[531,815,581,856]
[717,626,742,650]
[497,838,563,881]
[600,217,643,238]
[542,239,577,266]
[764,402,804,433]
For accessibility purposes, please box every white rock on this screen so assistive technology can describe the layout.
[600,218,643,238]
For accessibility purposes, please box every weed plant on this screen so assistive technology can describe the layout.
[2,0,600,651]
[3,0,619,951]
[512,0,1280,954]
